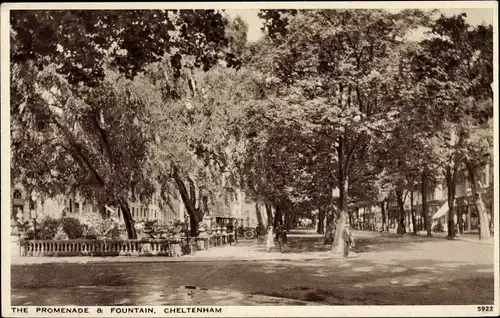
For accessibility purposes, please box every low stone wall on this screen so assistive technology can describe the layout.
[18,233,234,257]
[11,235,21,257]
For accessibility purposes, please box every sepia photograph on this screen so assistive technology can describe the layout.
[1,2,498,317]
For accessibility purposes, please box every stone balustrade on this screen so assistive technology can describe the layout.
[19,232,234,257]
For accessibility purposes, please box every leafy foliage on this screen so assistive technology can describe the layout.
[38,217,62,240]
[10,9,493,243]
[61,217,84,239]
[11,10,241,238]
[11,10,233,86]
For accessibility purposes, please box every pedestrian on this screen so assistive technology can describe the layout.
[255,225,261,240]
[275,224,286,253]
[282,227,288,244]
[324,220,334,245]
[266,226,275,252]
[342,223,354,258]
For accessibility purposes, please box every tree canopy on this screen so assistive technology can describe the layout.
[10,9,494,242]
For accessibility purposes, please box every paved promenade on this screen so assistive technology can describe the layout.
[11,229,494,305]
[11,229,492,265]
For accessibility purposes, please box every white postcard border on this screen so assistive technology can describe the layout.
[1,2,498,317]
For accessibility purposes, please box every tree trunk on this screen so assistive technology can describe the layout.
[188,215,198,237]
[273,204,282,228]
[362,207,365,226]
[97,204,107,219]
[406,207,411,232]
[356,207,360,228]
[466,161,491,240]
[317,206,325,234]
[119,201,137,239]
[395,189,406,235]
[421,169,431,236]
[457,206,464,235]
[184,204,202,237]
[446,166,457,238]
[381,200,387,232]
[173,170,203,237]
[410,190,417,235]
[285,209,293,230]
[265,202,273,227]
[332,136,349,255]
[386,200,390,229]
[255,203,264,227]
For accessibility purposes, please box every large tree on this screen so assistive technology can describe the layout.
[11,10,233,86]
[10,10,238,238]
[140,61,266,236]
[259,9,432,254]
[411,14,493,239]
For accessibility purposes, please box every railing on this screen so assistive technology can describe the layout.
[19,233,234,257]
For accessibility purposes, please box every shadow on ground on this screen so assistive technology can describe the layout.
[247,257,493,305]
[352,232,455,253]
[11,230,494,306]
[11,255,493,305]
[255,231,454,255]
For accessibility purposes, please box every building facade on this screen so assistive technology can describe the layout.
[10,183,181,229]
[183,190,267,229]
[127,193,179,223]
[386,163,493,233]
[12,180,272,237]
[11,183,101,225]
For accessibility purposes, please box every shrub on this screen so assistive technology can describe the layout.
[107,226,121,240]
[61,217,84,239]
[84,225,99,239]
[97,218,121,239]
[147,220,174,238]
[38,217,61,240]
[78,216,122,239]
[24,229,36,240]
[54,228,69,240]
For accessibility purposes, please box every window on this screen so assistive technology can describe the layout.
[480,167,488,186]
[69,199,73,213]
[37,121,47,131]
[29,199,37,210]
[13,190,22,199]
[427,191,435,201]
